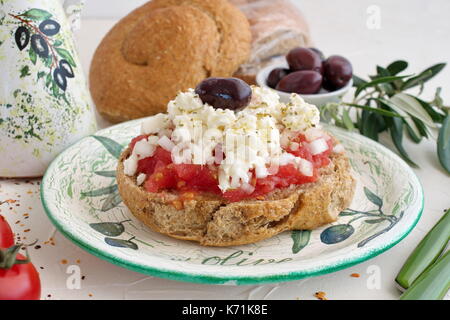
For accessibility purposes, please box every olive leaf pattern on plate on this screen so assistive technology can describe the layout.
[320,187,404,247]
[80,136,124,212]
[290,187,405,252]
[89,220,139,250]
[82,136,143,250]
[9,8,76,99]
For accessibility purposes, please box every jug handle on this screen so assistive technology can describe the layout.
[61,0,86,31]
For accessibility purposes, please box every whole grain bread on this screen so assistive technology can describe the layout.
[116,146,355,247]
[89,0,251,123]
[230,0,312,84]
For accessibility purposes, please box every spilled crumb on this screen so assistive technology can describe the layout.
[60,259,68,265]
[88,293,93,297]
[351,273,360,278]
[76,259,81,264]
[314,291,328,300]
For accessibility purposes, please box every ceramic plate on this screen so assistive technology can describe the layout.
[41,119,423,285]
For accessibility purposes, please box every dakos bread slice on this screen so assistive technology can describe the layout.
[116,144,355,247]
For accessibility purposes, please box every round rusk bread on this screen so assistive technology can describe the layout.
[116,140,356,247]
[89,0,251,123]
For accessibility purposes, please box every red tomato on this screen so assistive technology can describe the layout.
[0,215,14,249]
[130,131,332,203]
[144,166,177,193]
[0,252,41,300]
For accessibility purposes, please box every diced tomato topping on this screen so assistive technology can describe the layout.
[137,147,172,175]
[144,165,177,193]
[130,132,332,202]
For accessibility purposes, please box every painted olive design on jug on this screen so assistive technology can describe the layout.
[38,19,60,36]
[9,8,77,96]
[14,26,30,51]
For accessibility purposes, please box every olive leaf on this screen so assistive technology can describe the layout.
[352,75,367,88]
[363,187,383,209]
[45,73,52,87]
[90,221,130,237]
[55,47,76,67]
[51,79,59,98]
[320,224,354,245]
[390,93,435,127]
[104,237,138,250]
[44,56,52,68]
[95,170,117,178]
[405,121,422,143]
[101,191,122,211]
[22,8,52,21]
[355,75,410,97]
[387,60,408,75]
[390,117,419,167]
[344,102,402,118]
[364,218,387,224]
[401,63,446,90]
[291,230,311,254]
[92,136,124,159]
[415,97,446,123]
[339,210,360,216]
[437,113,450,174]
[80,184,118,198]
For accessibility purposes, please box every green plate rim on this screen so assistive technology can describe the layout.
[40,121,424,285]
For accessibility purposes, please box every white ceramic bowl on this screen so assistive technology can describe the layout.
[256,63,353,106]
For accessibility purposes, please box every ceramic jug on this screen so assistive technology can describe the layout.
[0,0,96,177]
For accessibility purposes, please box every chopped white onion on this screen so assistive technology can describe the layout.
[289,142,300,151]
[255,164,269,178]
[308,138,329,155]
[304,127,323,142]
[296,158,314,177]
[124,154,138,176]
[241,182,255,194]
[158,135,175,152]
[134,139,156,159]
[136,173,146,186]
[279,152,296,165]
[333,144,345,153]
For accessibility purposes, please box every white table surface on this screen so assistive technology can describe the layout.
[1,0,449,300]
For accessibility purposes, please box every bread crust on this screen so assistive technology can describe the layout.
[116,144,355,246]
[89,0,251,123]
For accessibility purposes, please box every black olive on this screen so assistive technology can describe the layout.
[39,19,61,36]
[59,59,74,78]
[53,68,67,91]
[195,77,252,111]
[30,34,49,58]
[15,26,30,51]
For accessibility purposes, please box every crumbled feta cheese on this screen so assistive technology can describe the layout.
[125,86,326,191]
[141,113,170,135]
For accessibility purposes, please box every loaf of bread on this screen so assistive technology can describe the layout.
[117,146,355,247]
[230,0,313,84]
[89,0,251,123]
